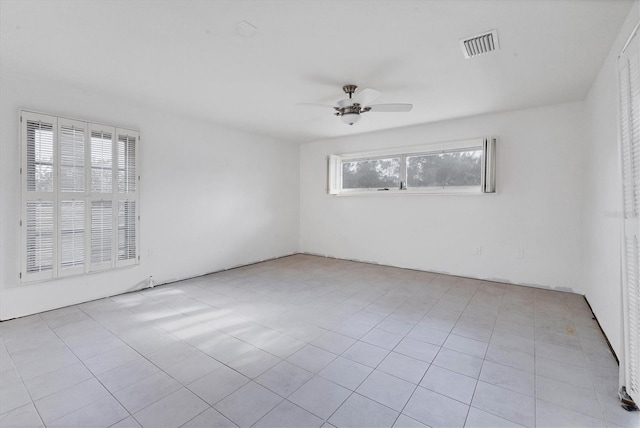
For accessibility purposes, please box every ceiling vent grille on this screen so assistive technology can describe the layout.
[460,30,499,58]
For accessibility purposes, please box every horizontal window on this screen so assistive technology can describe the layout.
[328,138,496,195]
[407,148,482,188]
[342,157,401,190]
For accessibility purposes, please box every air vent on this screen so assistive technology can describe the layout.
[460,30,499,59]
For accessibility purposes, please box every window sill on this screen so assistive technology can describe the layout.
[21,261,139,284]
[334,187,488,196]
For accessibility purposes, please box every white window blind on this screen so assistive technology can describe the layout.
[118,200,136,263]
[26,119,55,193]
[118,134,136,193]
[59,122,85,193]
[25,201,54,277]
[20,110,140,282]
[116,131,138,267]
[91,200,113,267]
[60,200,85,271]
[90,129,113,194]
[23,114,56,281]
[58,119,86,276]
[619,29,640,405]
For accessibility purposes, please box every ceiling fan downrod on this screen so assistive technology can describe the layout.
[342,84,358,99]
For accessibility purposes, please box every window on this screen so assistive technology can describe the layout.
[342,157,401,190]
[328,138,495,195]
[20,111,140,282]
[406,148,482,188]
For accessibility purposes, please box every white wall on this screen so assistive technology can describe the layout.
[300,102,586,293]
[0,65,299,320]
[582,1,639,357]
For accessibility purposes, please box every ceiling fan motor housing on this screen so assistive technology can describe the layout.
[335,103,363,125]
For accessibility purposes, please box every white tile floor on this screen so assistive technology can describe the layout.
[1,254,638,428]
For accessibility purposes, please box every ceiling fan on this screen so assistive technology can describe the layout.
[333,84,413,125]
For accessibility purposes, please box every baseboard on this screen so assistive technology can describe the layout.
[583,296,619,364]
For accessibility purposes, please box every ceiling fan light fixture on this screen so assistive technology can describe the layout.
[340,113,361,125]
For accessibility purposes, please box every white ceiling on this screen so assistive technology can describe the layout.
[0,0,633,143]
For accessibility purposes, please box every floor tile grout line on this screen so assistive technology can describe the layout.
[177,405,215,428]
[461,280,504,428]
[74,297,253,425]
[43,307,139,427]
[0,346,47,428]
[465,286,537,427]
[329,275,493,426]
[79,296,286,427]
[0,314,99,428]
[1,255,629,428]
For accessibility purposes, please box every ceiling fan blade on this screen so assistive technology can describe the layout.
[352,88,381,106]
[297,103,335,108]
[367,103,413,112]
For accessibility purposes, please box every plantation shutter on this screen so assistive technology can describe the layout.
[25,201,54,278]
[90,128,114,194]
[59,121,85,193]
[327,155,342,194]
[116,130,139,267]
[619,30,640,405]
[89,124,115,271]
[58,119,86,276]
[22,112,57,281]
[20,111,139,282]
[90,200,113,267]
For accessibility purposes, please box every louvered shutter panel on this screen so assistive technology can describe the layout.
[25,201,54,276]
[117,133,136,193]
[619,32,640,405]
[59,200,85,270]
[58,119,86,275]
[26,119,55,193]
[118,200,136,263]
[116,130,139,266]
[91,200,113,268]
[327,155,342,194]
[22,112,57,281]
[89,124,115,271]
[91,129,113,194]
[59,122,85,193]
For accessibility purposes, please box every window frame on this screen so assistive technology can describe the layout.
[328,137,496,196]
[20,110,140,283]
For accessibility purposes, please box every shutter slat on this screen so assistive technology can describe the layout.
[118,134,136,193]
[91,200,112,264]
[91,131,113,193]
[26,120,54,192]
[60,125,85,192]
[619,34,640,404]
[60,200,84,269]
[630,53,640,217]
[26,201,54,273]
[118,200,136,261]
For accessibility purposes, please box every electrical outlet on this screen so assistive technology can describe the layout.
[475,246,483,256]
[516,248,525,259]
[148,249,154,259]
